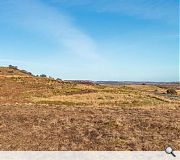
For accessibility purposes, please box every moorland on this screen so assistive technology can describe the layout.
[0,66,179,150]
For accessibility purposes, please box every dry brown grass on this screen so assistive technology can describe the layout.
[0,67,180,151]
[0,104,179,151]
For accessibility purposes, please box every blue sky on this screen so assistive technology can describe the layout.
[0,0,179,81]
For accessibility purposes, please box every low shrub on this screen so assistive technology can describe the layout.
[167,88,177,95]
[40,74,47,78]
[9,65,18,70]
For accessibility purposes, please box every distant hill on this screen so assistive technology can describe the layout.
[0,65,33,77]
[95,81,180,90]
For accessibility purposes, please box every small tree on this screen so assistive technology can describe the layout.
[40,74,47,78]
[9,65,18,69]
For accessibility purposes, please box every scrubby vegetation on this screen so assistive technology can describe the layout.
[0,66,179,151]
[167,88,177,95]
[40,74,47,78]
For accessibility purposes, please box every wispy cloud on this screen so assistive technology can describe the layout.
[0,0,101,60]
[50,0,178,23]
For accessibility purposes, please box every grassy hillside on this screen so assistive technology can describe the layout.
[0,66,33,77]
[0,66,179,150]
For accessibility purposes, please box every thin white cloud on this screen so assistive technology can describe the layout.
[50,0,178,23]
[0,0,101,60]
